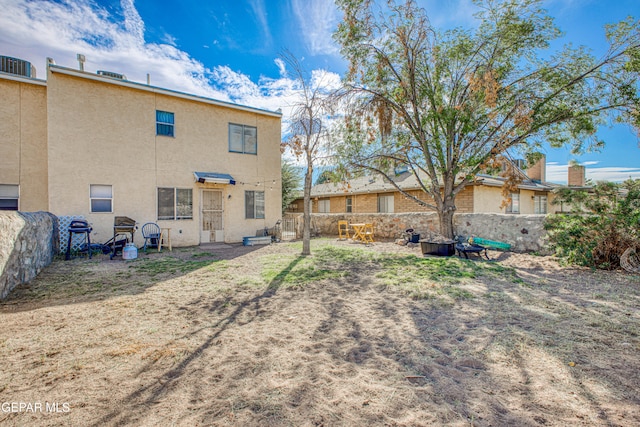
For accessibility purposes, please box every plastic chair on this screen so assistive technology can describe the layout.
[141,222,161,252]
[338,220,350,240]
[363,223,374,243]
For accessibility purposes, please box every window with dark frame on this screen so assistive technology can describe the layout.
[346,197,352,213]
[245,190,265,219]
[229,123,257,154]
[157,187,193,220]
[0,184,19,211]
[90,184,112,213]
[156,110,175,137]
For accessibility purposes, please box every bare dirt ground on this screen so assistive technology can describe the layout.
[1,239,639,426]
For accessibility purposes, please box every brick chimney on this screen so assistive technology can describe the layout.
[568,164,585,186]
[526,154,546,182]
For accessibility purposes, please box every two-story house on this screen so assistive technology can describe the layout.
[0,56,282,245]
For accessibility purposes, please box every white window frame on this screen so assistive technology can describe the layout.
[0,184,19,211]
[229,123,257,154]
[377,194,394,213]
[318,199,330,213]
[245,190,265,219]
[157,187,193,220]
[90,184,113,213]
[506,192,520,214]
[534,195,548,214]
[156,110,175,137]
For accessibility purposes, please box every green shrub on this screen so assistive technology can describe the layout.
[544,179,640,269]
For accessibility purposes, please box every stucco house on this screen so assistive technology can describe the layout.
[0,55,282,245]
[288,157,587,216]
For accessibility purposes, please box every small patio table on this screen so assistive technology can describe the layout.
[350,223,367,242]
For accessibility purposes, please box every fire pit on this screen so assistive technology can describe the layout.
[420,240,455,257]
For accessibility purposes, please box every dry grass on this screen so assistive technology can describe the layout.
[0,239,639,426]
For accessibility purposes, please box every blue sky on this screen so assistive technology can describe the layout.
[1,0,638,183]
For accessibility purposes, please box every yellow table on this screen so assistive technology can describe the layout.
[159,228,172,252]
[350,223,366,242]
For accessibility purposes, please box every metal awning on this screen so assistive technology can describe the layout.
[194,172,236,185]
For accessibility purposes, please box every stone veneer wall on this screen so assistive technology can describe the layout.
[293,212,548,253]
[453,213,548,253]
[0,212,59,299]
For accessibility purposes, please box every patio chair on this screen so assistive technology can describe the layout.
[338,220,350,240]
[363,223,374,243]
[141,222,161,252]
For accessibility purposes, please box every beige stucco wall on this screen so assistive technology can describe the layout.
[474,186,548,214]
[0,77,48,211]
[46,68,281,245]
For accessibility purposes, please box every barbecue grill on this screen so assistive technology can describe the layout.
[105,216,137,259]
[66,219,92,260]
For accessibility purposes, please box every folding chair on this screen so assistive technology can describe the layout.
[363,223,375,243]
[338,220,350,240]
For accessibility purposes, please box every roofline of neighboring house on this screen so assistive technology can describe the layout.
[308,175,553,198]
[0,71,47,86]
[475,174,553,191]
[48,65,282,118]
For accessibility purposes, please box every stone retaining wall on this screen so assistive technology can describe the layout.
[291,212,548,253]
[454,213,548,253]
[0,212,59,299]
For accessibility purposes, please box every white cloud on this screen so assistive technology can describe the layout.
[248,0,273,49]
[546,162,640,184]
[274,58,286,77]
[291,0,341,56]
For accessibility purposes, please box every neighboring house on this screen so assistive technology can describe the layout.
[288,157,587,215]
[0,56,282,245]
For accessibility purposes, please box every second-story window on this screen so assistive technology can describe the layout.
[156,110,175,137]
[229,123,257,154]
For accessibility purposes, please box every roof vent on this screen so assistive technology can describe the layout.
[97,70,127,80]
[0,56,36,78]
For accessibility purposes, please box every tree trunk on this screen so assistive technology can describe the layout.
[438,207,455,239]
[438,184,457,239]
[302,167,313,256]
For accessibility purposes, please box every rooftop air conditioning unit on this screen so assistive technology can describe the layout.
[0,56,35,78]
[97,70,127,80]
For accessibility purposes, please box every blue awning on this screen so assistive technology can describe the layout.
[194,172,236,185]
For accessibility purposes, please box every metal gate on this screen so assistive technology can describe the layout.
[280,217,298,240]
[201,190,223,242]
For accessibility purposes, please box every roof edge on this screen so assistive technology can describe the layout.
[0,71,47,86]
[49,65,282,118]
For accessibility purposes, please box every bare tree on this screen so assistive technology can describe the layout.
[281,52,336,255]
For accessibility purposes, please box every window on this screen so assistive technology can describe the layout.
[156,110,174,137]
[318,199,330,213]
[158,188,192,220]
[245,191,265,219]
[229,123,257,154]
[506,192,520,214]
[0,184,19,211]
[534,195,548,214]
[90,184,112,213]
[346,197,353,213]
[378,194,394,213]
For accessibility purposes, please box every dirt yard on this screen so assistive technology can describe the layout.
[1,239,639,426]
